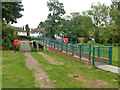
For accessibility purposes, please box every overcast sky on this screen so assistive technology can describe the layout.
[12,0,112,29]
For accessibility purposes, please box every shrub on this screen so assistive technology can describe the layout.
[2,22,18,50]
[18,36,31,40]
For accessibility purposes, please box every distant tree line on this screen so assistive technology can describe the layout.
[38,0,119,46]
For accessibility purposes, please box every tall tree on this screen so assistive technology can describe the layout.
[2,2,24,24]
[25,24,30,36]
[45,0,66,38]
[87,2,110,27]
[60,13,95,42]
[2,2,24,50]
[38,21,44,28]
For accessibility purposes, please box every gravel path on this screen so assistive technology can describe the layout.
[24,52,54,88]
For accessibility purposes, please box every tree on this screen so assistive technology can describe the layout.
[87,2,110,27]
[25,24,30,36]
[86,1,119,45]
[106,1,119,45]
[2,2,24,24]
[59,13,95,42]
[2,2,24,50]
[2,21,18,50]
[45,0,66,38]
[38,21,44,28]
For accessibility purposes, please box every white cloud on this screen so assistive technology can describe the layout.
[12,0,112,28]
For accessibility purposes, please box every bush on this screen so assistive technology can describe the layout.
[18,36,31,40]
[31,48,43,52]
[2,22,18,50]
[31,48,37,52]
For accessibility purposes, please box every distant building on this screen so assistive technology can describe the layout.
[14,27,27,36]
[14,27,45,37]
[30,28,45,37]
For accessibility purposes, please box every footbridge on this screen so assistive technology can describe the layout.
[31,40,49,51]
[31,37,112,67]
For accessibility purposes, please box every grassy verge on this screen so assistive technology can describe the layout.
[31,51,118,88]
[2,51,35,88]
[112,46,119,67]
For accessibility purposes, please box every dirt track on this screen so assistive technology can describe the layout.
[38,52,63,65]
[24,52,54,88]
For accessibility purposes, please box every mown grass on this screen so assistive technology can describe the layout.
[112,46,119,67]
[31,51,118,88]
[2,51,35,88]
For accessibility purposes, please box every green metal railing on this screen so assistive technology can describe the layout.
[31,37,112,66]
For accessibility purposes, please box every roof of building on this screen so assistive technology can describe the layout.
[13,27,26,32]
[31,28,45,33]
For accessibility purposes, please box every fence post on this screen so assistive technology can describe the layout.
[88,44,91,61]
[54,40,55,48]
[43,39,44,44]
[109,46,112,65]
[66,43,68,53]
[46,39,47,44]
[61,42,63,51]
[72,44,74,56]
[82,43,83,52]
[51,40,52,47]
[92,46,95,66]
[98,46,100,57]
[57,42,58,49]
[49,40,50,46]
[79,44,81,58]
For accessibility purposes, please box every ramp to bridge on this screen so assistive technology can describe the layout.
[97,65,120,74]
[19,41,31,52]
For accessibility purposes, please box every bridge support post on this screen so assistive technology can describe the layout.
[31,41,33,48]
[37,41,39,51]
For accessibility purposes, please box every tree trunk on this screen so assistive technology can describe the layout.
[112,40,114,46]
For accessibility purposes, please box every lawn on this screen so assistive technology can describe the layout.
[112,46,119,67]
[31,51,119,88]
[2,51,35,88]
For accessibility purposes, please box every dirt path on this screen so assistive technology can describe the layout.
[24,52,54,88]
[38,52,63,65]
[68,73,108,88]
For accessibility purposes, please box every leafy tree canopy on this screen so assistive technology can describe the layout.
[2,2,24,24]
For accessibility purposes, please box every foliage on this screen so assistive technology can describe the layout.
[42,1,119,45]
[87,2,110,27]
[60,13,95,42]
[38,21,44,28]
[84,2,119,45]
[2,22,18,50]
[2,2,24,24]
[25,24,30,36]
[2,2,24,50]
[18,36,31,40]
[44,0,66,38]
